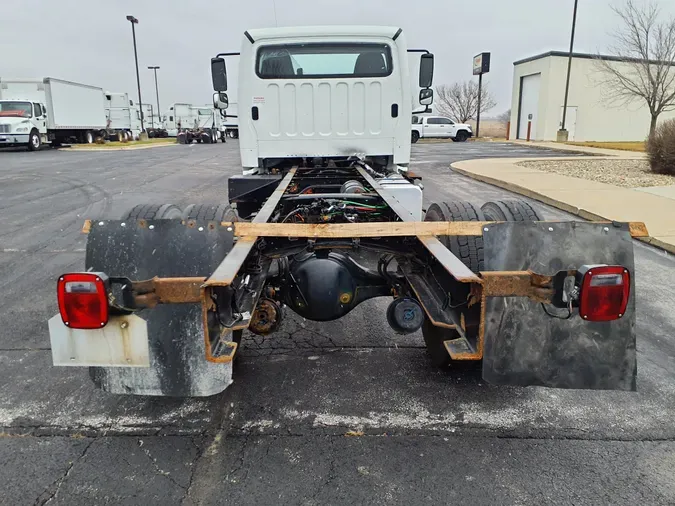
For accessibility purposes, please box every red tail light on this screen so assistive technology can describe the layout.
[57,273,109,329]
[578,266,630,322]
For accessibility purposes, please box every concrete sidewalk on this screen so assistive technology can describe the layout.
[452,157,675,254]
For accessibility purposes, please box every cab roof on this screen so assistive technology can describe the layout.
[246,26,402,42]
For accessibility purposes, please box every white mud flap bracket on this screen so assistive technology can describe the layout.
[49,314,150,367]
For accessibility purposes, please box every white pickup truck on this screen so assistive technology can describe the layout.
[411,115,472,143]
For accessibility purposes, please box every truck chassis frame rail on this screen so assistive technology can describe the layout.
[60,162,647,396]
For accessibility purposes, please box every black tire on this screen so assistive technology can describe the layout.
[232,130,239,139]
[424,201,485,273]
[83,131,94,144]
[411,130,420,144]
[455,130,469,142]
[182,203,239,222]
[481,199,542,222]
[121,203,183,220]
[27,129,41,151]
[421,318,458,368]
[177,132,188,144]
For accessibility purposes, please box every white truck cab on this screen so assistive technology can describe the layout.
[0,100,46,150]
[211,26,434,174]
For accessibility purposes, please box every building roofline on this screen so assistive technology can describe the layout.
[513,50,675,67]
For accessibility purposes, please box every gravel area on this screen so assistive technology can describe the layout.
[518,159,675,188]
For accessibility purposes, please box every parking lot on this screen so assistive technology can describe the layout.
[2,141,675,505]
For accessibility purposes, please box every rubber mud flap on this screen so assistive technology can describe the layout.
[481,221,636,391]
[86,219,235,397]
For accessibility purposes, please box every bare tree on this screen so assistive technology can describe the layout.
[435,81,497,123]
[594,0,675,137]
[497,109,512,123]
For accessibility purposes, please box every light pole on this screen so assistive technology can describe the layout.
[557,0,579,142]
[148,66,161,129]
[126,15,144,133]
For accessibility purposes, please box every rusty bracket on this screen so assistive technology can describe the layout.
[129,277,205,308]
[478,271,557,303]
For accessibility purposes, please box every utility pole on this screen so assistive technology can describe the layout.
[148,66,161,128]
[472,52,491,138]
[476,73,483,138]
[126,15,144,133]
[558,0,579,142]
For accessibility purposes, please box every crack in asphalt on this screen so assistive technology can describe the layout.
[138,438,187,491]
[180,436,205,505]
[34,437,96,505]
[227,432,251,484]
[0,425,210,438]
[308,437,337,504]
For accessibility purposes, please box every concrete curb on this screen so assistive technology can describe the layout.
[61,142,178,152]
[505,139,647,159]
[451,163,675,255]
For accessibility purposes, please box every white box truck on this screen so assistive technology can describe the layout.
[0,77,107,150]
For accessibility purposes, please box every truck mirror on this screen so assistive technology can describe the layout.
[213,92,229,110]
[211,57,228,92]
[419,88,433,105]
[419,53,434,88]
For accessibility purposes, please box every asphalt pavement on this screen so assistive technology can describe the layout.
[1,141,674,505]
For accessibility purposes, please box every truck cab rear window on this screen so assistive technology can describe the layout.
[256,43,392,79]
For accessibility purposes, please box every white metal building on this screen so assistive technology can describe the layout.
[508,51,675,142]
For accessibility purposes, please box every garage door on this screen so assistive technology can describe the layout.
[517,73,541,139]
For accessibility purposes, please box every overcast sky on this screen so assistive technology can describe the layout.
[3,0,675,115]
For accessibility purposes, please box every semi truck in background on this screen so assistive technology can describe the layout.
[163,103,220,144]
[163,103,194,136]
[0,77,107,150]
[220,101,238,139]
[105,94,166,141]
[163,103,219,139]
[142,103,168,138]
[104,92,137,141]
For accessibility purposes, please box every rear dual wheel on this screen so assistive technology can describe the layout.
[121,203,182,220]
[182,203,240,222]
[122,203,241,223]
[89,201,239,396]
[481,199,542,222]
[420,199,541,368]
[422,201,485,367]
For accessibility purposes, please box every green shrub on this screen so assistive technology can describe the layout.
[647,119,675,175]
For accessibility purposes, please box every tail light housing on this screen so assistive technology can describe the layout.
[577,265,630,322]
[57,273,110,329]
